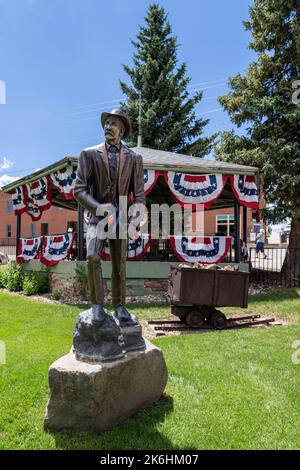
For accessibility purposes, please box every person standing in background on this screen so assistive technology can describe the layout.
[255,228,267,259]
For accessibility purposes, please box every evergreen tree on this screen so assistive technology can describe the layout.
[120,3,216,156]
[215,0,300,282]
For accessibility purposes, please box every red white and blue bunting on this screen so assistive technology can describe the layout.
[25,177,52,221]
[169,236,232,264]
[230,175,259,209]
[9,165,260,222]
[101,234,151,261]
[40,233,75,266]
[17,237,42,262]
[164,172,228,209]
[12,186,28,215]
[144,169,159,195]
[49,165,77,200]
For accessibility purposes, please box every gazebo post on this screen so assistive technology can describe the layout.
[77,204,84,261]
[16,214,21,259]
[243,206,247,243]
[234,200,241,263]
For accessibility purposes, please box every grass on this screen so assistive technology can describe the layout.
[0,289,300,449]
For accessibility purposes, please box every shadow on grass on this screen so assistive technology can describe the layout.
[249,288,300,304]
[68,301,169,311]
[50,394,180,450]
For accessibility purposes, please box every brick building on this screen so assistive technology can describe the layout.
[1,149,261,298]
[0,189,77,248]
[0,188,254,252]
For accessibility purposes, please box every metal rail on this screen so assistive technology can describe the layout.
[147,314,277,333]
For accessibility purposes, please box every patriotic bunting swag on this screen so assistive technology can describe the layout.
[17,237,42,262]
[230,175,259,209]
[165,172,228,209]
[40,233,75,266]
[101,234,151,261]
[144,169,159,195]
[25,177,52,221]
[12,186,28,215]
[170,236,232,264]
[49,165,77,199]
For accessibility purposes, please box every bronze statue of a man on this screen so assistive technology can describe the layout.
[73,109,146,362]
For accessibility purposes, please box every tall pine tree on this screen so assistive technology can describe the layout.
[215,0,300,282]
[120,3,216,156]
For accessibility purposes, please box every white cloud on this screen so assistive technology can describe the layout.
[0,157,14,171]
[0,174,20,188]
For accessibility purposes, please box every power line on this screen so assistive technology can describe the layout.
[44,89,224,125]
[189,83,227,94]
[43,78,228,118]
[42,104,121,121]
[202,95,219,101]
[44,98,125,117]
[195,108,223,117]
[188,78,227,89]
[42,78,228,126]
[56,136,100,146]
[46,115,100,127]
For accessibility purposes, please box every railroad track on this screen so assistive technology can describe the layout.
[147,314,279,335]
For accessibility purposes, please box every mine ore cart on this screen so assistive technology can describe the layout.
[169,264,250,330]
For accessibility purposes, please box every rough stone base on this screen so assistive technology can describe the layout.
[44,340,168,433]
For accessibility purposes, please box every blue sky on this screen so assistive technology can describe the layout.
[0,0,256,186]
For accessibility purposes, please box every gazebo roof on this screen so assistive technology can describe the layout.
[2,145,258,194]
[132,147,258,175]
[2,146,259,213]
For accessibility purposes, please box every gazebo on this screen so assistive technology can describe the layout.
[2,147,259,297]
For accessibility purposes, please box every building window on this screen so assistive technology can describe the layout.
[6,224,12,238]
[6,200,13,213]
[30,223,36,238]
[216,215,235,237]
[41,223,48,236]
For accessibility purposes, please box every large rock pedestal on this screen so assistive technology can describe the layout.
[44,340,168,433]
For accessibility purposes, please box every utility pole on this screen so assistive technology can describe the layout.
[137,90,142,148]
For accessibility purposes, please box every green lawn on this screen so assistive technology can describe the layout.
[0,289,300,450]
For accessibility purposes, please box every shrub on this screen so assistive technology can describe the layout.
[3,262,24,291]
[75,262,88,284]
[22,273,39,296]
[22,269,50,296]
[0,266,8,288]
[52,290,62,301]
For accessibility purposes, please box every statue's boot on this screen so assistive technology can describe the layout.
[73,304,125,362]
[112,305,146,352]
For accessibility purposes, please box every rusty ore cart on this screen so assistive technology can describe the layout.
[169,264,250,329]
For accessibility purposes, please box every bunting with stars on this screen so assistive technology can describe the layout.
[165,172,228,209]
[169,236,231,264]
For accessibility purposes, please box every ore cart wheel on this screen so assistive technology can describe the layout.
[211,311,227,330]
[179,312,187,323]
[186,310,205,328]
[171,305,188,322]
[199,306,216,324]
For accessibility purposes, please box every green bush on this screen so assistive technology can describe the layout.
[52,290,62,301]
[22,269,50,296]
[3,262,24,291]
[75,262,87,284]
[0,266,8,288]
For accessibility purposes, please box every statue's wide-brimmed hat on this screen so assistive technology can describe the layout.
[101,109,131,139]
